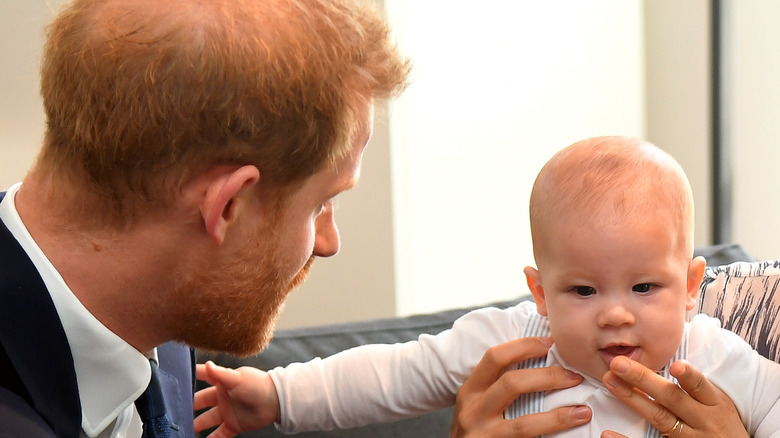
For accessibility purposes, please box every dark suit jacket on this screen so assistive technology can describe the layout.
[0,192,195,437]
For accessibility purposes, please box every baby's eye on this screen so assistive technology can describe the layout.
[572,286,596,297]
[632,283,653,293]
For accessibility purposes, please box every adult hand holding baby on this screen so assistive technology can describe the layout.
[601,356,749,438]
[450,338,750,438]
[450,336,591,437]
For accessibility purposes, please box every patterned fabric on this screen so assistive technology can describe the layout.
[507,313,548,419]
[692,260,780,363]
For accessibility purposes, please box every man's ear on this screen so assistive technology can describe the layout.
[200,165,260,246]
[524,266,549,316]
[685,256,707,310]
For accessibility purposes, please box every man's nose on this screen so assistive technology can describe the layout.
[313,203,340,258]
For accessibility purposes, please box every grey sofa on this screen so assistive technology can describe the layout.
[196,244,755,437]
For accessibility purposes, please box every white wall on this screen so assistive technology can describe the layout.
[644,1,711,247]
[385,1,645,316]
[730,1,780,261]
[0,1,63,188]
[645,1,780,263]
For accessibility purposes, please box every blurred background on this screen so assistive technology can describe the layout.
[2,1,778,329]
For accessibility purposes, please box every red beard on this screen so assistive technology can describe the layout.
[168,225,315,357]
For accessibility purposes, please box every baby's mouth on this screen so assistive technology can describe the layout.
[599,345,640,364]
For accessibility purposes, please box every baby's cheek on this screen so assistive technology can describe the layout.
[644,324,686,371]
[551,324,586,359]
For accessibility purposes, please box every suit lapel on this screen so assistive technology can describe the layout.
[0,192,82,437]
[0,193,197,437]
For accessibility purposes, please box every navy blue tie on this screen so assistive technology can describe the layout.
[135,360,172,438]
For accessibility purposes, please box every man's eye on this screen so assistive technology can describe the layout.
[572,286,596,297]
[632,283,653,293]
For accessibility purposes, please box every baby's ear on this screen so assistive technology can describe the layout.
[685,256,707,310]
[524,266,549,316]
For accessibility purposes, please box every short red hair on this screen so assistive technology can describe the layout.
[39,0,409,222]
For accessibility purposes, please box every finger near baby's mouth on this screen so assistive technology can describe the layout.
[599,345,640,362]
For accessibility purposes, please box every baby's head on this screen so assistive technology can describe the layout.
[523,136,705,380]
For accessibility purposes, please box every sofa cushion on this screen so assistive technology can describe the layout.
[692,260,780,363]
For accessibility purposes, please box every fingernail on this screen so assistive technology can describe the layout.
[612,356,630,373]
[565,370,582,381]
[572,406,591,420]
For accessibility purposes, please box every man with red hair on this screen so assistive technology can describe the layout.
[0,0,407,436]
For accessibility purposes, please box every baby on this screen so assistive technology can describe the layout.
[195,136,780,437]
